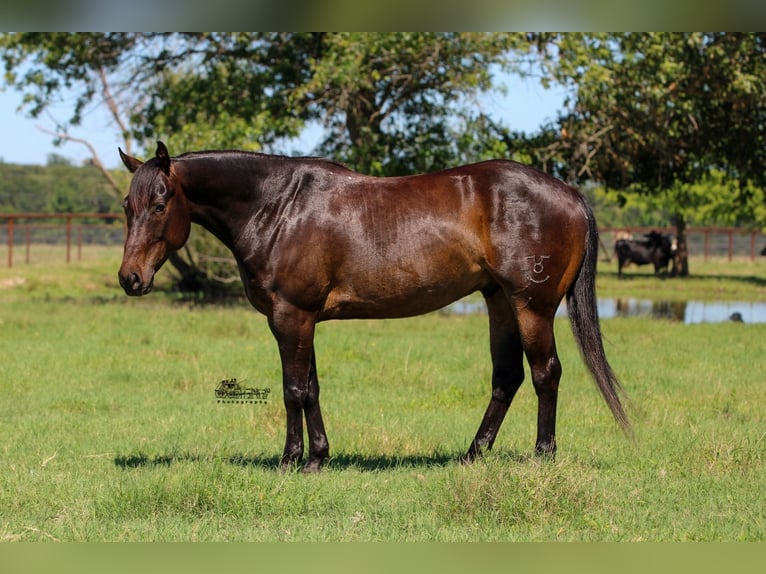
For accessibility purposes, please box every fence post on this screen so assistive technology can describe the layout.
[66,215,72,263]
[25,226,31,264]
[6,217,12,268]
[728,229,734,261]
[751,230,757,261]
[7,217,13,268]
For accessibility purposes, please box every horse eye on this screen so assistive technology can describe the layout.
[154,204,166,214]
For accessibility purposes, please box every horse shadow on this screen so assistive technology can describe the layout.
[113,450,530,472]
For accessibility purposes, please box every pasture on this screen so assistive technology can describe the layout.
[1,246,765,541]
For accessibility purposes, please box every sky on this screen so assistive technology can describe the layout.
[0,73,568,169]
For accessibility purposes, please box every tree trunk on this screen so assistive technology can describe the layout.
[168,250,209,293]
[672,213,689,277]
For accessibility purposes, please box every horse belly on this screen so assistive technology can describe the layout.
[321,250,488,320]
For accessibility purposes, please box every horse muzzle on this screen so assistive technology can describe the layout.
[118,268,154,296]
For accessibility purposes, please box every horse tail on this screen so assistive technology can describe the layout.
[566,200,633,437]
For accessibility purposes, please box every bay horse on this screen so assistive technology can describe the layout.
[118,142,630,472]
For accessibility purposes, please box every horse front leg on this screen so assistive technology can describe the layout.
[269,306,329,472]
[302,352,329,472]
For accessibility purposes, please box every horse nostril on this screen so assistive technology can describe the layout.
[119,270,142,294]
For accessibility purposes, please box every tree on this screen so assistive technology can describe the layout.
[136,33,530,175]
[285,33,525,175]
[520,33,766,276]
[2,32,535,294]
[1,32,143,201]
[45,153,72,166]
[2,31,537,177]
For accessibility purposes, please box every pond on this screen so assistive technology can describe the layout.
[445,298,766,324]
[588,298,766,324]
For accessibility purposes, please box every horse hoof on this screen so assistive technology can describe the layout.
[301,459,324,473]
[279,457,302,473]
[461,448,484,464]
[534,443,557,460]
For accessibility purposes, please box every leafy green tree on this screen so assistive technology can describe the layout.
[45,153,73,167]
[284,32,524,174]
[521,33,766,276]
[2,31,535,177]
[133,33,528,175]
[1,32,144,200]
[2,32,533,294]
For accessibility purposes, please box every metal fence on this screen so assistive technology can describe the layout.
[2,214,766,267]
[0,213,123,267]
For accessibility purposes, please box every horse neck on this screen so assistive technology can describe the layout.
[173,152,274,248]
[175,151,273,201]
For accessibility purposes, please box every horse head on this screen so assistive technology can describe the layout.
[118,141,191,296]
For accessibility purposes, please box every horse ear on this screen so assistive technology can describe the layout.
[119,148,143,173]
[156,141,171,175]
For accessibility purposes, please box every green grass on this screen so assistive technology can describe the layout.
[1,246,765,541]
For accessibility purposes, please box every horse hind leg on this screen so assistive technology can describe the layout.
[464,288,525,462]
[516,307,561,456]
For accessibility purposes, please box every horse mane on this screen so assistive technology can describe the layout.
[174,149,355,173]
[127,149,356,212]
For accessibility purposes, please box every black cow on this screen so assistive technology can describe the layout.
[615,231,675,278]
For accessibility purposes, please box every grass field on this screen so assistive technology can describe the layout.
[1,246,765,541]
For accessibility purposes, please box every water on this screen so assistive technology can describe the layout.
[445,298,766,324]
[586,298,766,324]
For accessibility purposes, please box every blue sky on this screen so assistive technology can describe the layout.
[0,73,568,169]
